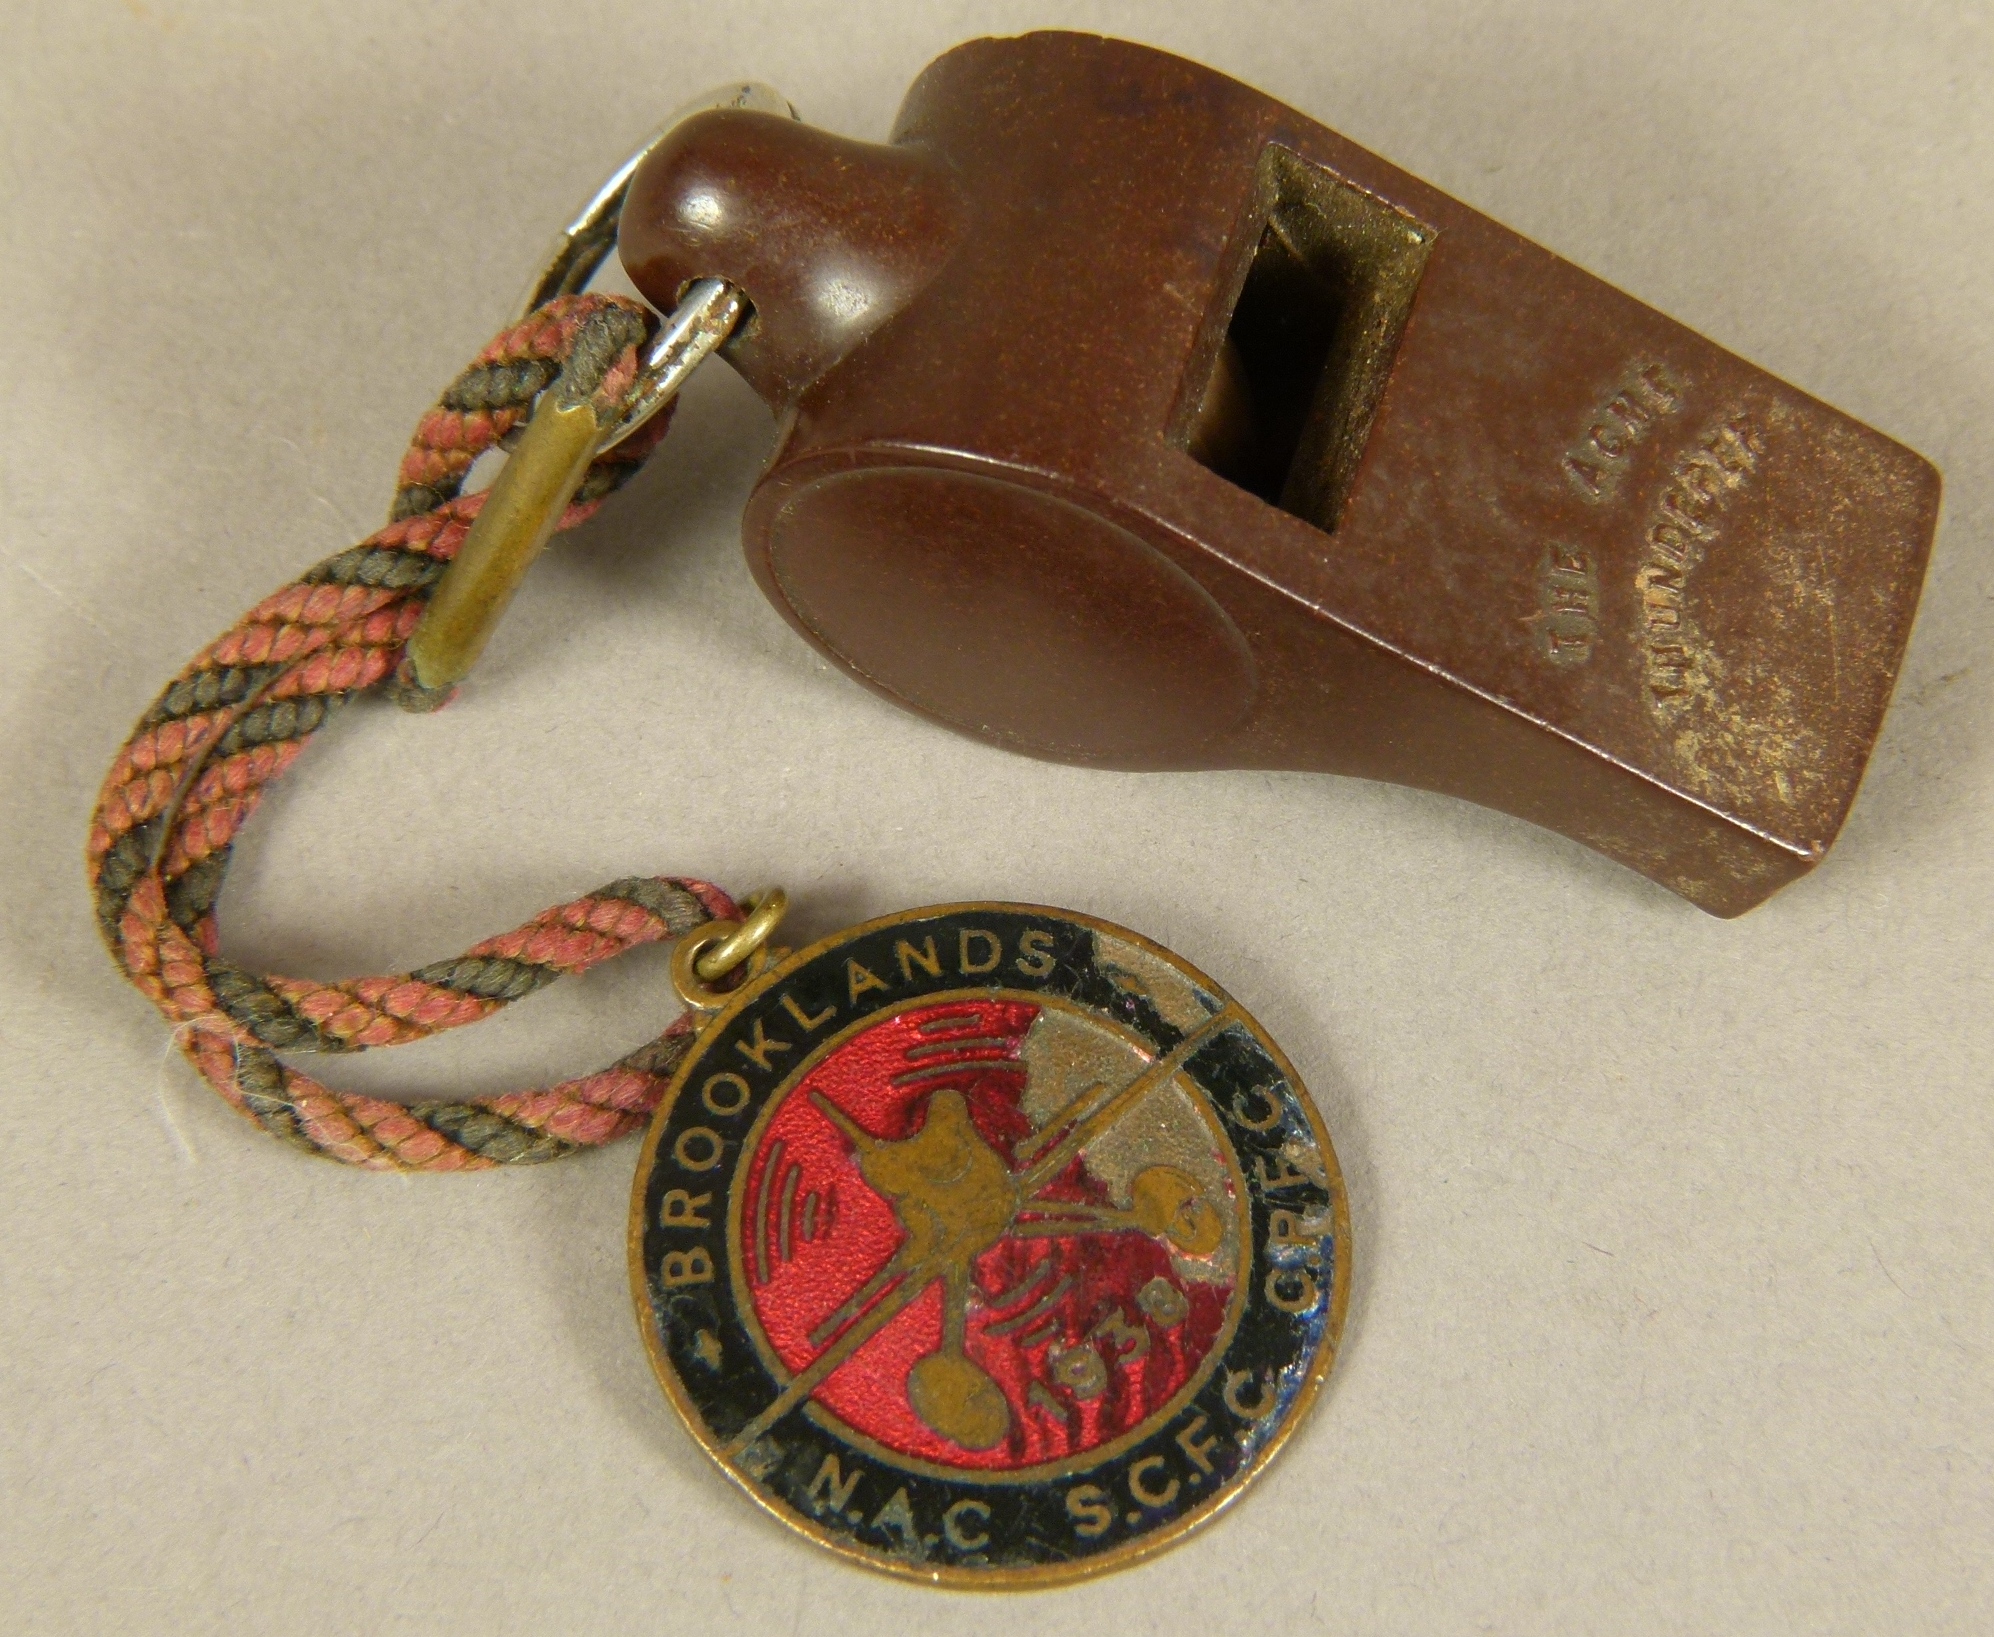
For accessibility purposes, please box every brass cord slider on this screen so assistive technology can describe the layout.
[401,277,745,692]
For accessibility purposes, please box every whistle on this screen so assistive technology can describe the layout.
[619,32,1937,915]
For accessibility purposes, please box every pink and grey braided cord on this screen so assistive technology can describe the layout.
[87,293,739,1171]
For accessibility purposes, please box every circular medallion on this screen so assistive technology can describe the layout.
[629,905,1350,1585]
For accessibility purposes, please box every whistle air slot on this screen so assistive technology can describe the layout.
[1188,147,1434,532]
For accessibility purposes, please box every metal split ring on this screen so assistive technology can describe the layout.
[403,83,794,695]
[518,81,794,452]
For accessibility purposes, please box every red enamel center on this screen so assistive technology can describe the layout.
[740,999,1234,1471]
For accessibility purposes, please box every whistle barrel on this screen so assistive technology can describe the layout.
[620,34,1940,915]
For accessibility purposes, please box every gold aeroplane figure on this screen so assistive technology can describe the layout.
[808,1074,1226,1449]
[726,1004,1241,1458]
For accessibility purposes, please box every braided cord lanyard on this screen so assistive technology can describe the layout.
[86,293,741,1172]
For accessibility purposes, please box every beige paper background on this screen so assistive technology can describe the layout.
[3,1,1989,1631]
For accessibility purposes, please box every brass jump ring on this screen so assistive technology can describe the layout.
[697,887,788,980]
[672,888,789,1010]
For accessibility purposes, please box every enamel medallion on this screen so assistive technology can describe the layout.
[630,905,1348,1585]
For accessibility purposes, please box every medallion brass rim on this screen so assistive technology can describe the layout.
[626,902,1353,1590]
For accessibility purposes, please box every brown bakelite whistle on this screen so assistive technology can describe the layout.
[620,32,1938,916]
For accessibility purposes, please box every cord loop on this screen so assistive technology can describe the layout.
[87,294,739,1171]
